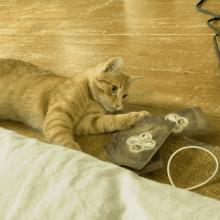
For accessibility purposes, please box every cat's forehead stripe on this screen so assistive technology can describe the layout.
[119,78,122,88]
[97,79,111,85]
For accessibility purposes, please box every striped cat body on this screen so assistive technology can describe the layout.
[0,58,150,151]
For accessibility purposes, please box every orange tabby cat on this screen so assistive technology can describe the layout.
[0,57,150,152]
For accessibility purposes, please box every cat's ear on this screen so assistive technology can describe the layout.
[102,57,124,73]
[129,76,144,86]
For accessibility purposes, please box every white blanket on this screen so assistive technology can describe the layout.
[0,127,219,220]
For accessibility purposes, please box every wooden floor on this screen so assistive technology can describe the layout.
[0,0,220,199]
[0,0,219,116]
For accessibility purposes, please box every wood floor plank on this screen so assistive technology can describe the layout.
[1,33,219,116]
[0,0,219,36]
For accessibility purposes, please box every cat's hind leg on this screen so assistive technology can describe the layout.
[43,111,82,152]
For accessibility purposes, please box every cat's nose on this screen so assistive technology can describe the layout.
[115,100,122,110]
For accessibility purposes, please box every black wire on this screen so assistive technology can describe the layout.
[196,0,220,71]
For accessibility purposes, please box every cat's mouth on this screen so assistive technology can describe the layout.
[104,104,123,113]
[101,100,122,112]
[101,103,116,112]
[104,105,116,112]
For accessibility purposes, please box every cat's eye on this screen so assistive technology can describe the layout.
[122,94,128,99]
[111,85,117,93]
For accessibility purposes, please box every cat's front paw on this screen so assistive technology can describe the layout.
[129,111,151,124]
[120,111,151,130]
[133,111,151,121]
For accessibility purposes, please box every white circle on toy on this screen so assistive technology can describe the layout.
[126,136,139,145]
[130,144,143,153]
[126,132,156,153]
[138,132,152,141]
[165,113,179,122]
[142,140,156,149]
[165,113,189,133]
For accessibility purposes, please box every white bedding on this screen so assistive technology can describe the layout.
[0,127,220,220]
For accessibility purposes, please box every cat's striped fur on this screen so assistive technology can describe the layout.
[0,57,150,152]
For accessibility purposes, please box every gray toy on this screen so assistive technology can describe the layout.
[103,107,209,173]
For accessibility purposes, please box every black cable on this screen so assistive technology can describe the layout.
[196,0,220,71]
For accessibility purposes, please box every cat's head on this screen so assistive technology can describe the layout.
[91,57,143,112]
